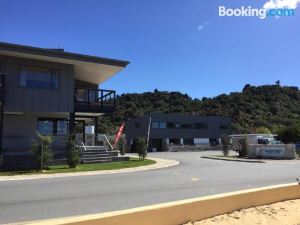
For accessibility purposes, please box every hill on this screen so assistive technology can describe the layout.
[99,84,300,141]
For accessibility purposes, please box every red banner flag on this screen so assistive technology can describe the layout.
[113,123,125,149]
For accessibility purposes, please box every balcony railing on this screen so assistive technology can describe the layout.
[74,88,116,113]
[0,73,5,107]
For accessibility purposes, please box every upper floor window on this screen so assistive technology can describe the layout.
[152,122,167,129]
[195,123,208,129]
[181,123,193,129]
[20,65,59,90]
[167,122,181,128]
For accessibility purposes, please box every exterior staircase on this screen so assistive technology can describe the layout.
[81,146,112,164]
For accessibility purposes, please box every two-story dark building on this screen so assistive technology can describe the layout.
[0,42,129,168]
[125,113,231,152]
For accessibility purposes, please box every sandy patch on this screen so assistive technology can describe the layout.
[184,199,300,225]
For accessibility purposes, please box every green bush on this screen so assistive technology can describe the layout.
[221,135,230,157]
[117,136,126,156]
[135,138,147,160]
[239,137,248,158]
[31,131,53,171]
[66,135,80,168]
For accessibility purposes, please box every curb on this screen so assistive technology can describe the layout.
[0,157,179,182]
[201,156,265,163]
[16,183,300,225]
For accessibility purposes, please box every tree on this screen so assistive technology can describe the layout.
[134,138,147,160]
[66,135,80,168]
[242,84,251,92]
[221,135,230,157]
[31,131,53,171]
[277,125,300,143]
[275,80,280,86]
[98,85,300,135]
[255,127,271,134]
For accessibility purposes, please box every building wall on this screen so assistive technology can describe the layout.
[125,114,231,141]
[0,55,75,113]
[2,112,68,151]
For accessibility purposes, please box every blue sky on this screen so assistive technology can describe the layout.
[0,0,299,98]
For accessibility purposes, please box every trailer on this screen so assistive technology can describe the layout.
[229,134,296,159]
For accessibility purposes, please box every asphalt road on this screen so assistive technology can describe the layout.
[1,151,300,224]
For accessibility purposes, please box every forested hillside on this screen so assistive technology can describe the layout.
[99,84,300,142]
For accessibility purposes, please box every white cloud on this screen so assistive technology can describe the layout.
[197,21,209,31]
[197,25,205,30]
[263,0,300,9]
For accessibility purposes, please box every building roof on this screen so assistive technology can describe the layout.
[0,42,129,84]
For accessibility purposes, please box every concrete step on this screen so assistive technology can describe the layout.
[84,150,107,154]
[83,146,107,150]
[83,154,110,158]
[79,145,112,164]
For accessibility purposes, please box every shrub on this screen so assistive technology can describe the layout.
[135,138,147,160]
[239,137,248,158]
[31,131,53,171]
[117,136,126,156]
[66,135,80,168]
[221,135,230,157]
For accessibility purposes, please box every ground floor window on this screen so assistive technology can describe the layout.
[183,138,194,145]
[151,139,162,152]
[209,138,219,146]
[169,138,180,145]
[37,118,68,136]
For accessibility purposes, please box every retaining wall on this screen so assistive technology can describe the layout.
[23,183,300,225]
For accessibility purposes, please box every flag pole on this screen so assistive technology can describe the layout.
[146,116,151,150]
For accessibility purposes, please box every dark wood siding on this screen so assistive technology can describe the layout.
[125,114,231,140]
[1,55,74,113]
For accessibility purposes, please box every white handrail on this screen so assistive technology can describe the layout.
[100,134,114,150]
[81,141,87,151]
[80,142,86,160]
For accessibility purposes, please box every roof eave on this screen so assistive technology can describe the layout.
[0,42,129,68]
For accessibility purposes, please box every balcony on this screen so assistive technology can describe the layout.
[74,88,116,113]
[0,73,5,107]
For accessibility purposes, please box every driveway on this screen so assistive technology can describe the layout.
[0,151,300,224]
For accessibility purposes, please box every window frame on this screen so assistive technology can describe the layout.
[151,122,167,129]
[195,123,208,129]
[19,64,60,90]
[37,118,68,136]
[181,123,193,129]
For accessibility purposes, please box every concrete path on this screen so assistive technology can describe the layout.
[0,157,179,182]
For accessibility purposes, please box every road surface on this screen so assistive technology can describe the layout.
[0,151,300,224]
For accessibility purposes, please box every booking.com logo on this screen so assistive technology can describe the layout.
[219,6,295,19]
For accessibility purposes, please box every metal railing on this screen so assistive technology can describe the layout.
[98,134,114,151]
[74,88,116,112]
